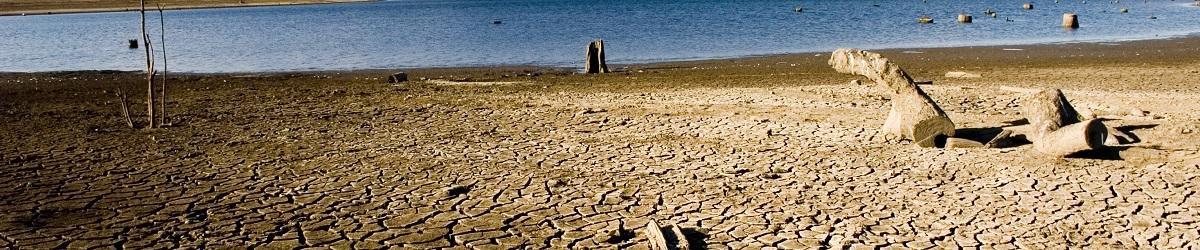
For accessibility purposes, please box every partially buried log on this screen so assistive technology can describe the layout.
[1021,89,1108,156]
[585,39,610,74]
[829,48,955,147]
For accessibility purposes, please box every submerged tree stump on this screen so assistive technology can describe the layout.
[1062,13,1079,28]
[1021,89,1108,156]
[829,48,955,147]
[584,39,610,74]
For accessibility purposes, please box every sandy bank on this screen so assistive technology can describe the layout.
[2,34,1200,249]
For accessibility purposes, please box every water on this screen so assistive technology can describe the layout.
[1,0,1198,72]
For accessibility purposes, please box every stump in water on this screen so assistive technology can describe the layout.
[584,39,610,74]
[829,48,955,147]
[1062,13,1079,28]
[1021,89,1108,156]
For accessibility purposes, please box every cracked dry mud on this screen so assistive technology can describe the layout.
[4,45,1200,249]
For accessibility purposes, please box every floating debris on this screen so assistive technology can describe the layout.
[917,16,934,23]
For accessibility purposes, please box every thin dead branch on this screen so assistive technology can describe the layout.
[140,0,156,128]
[115,86,134,128]
[157,4,168,126]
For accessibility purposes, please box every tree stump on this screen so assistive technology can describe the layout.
[1062,13,1079,28]
[829,48,955,147]
[1021,89,1108,156]
[585,39,610,74]
[388,72,408,83]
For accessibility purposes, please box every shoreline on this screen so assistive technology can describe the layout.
[5,32,1199,75]
[0,0,375,17]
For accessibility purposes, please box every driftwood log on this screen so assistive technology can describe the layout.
[645,220,669,250]
[585,39,610,74]
[669,223,690,250]
[1021,89,1108,156]
[829,48,955,147]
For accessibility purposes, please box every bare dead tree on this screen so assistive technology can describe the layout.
[157,4,169,126]
[140,0,156,128]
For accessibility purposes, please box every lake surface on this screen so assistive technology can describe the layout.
[1,0,1199,72]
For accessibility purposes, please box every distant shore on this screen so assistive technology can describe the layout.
[0,0,375,16]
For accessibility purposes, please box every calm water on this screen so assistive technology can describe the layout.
[1,0,1198,72]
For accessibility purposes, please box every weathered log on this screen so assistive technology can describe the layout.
[1105,125,1135,146]
[1021,89,1108,156]
[829,48,955,147]
[984,129,1014,148]
[1033,119,1108,156]
[669,223,690,250]
[645,220,669,250]
[946,137,984,148]
[585,39,610,74]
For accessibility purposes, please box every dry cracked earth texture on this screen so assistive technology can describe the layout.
[3,47,1200,249]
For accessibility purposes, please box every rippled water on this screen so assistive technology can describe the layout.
[1,0,1198,72]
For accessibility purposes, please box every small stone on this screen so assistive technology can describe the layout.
[1130,108,1148,117]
